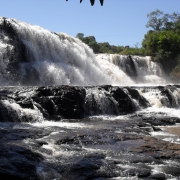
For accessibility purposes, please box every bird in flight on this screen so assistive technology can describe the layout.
[66,0,104,6]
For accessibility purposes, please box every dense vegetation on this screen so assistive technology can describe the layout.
[76,33,124,54]
[142,10,180,81]
[76,10,180,81]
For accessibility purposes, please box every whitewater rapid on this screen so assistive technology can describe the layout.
[0,17,166,86]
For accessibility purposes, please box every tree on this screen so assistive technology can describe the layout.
[76,33,84,39]
[89,41,100,53]
[146,9,180,31]
[143,10,180,77]
[79,36,100,53]
[76,34,125,54]
[146,9,164,30]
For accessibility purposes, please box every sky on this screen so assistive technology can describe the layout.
[0,0,180,47]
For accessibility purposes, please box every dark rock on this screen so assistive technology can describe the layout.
[126,87,150,108]
[161,88,177,107]
[34,86,86,119]
[17,101,34,109]
[110,86,136,113]
[0,18,28,84]
[149,173,166,180]
[122,55,137,81]
[0,85,154,120]
[56,136,77,145]
[142,117,177,126]
[162,166,180,176]
[125,168,151,177]
[0,144,42,180]
[152,125,162,131]
[0,85,180,120]
[130,136,180,159]
[128,55,137,76]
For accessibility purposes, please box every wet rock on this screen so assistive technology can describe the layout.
[17,100,34,109]
[118,134,144,141]
[126,87,150,108]
[142,117,177,126]
[152,125,162,131]
[0,85,156,120]
[0,144,42,180]
[124,55,137,80]
[35,86,86,119]
[124,168,151,177]
[130,136,180,159]
[162,166,180,177]
[56,136,77,145]
[161,85,178,108]
[149,173,166,180]
[110,86,137,113]
[0,18,28,84]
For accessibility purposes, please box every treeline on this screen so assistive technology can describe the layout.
[76,10,180,82]
[76,33,124,54]
[76,33,146,55]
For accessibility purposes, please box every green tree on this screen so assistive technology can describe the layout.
[76,34,124,54]
[80,36,100,53]
[89,41,100,53]
[143,10,180,78]
[146,9,164,30]
[76,33,84,39]
[146,9,180,31]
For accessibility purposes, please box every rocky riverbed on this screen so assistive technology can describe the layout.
[1,114,180,180]
[0,85,180,179]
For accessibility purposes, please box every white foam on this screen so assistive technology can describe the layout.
[97,54,166,85]
[30,120,87,129]
[0,18,168,86]
[1,100,44,122]
[0,18,122,86]
[138,107,180,118]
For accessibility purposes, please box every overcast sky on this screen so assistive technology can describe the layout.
[0,0,179,46]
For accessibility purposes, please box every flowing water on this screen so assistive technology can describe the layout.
[0,17,168,86]
[0,17,180,179]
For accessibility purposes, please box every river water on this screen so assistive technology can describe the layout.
[0,17,180,179]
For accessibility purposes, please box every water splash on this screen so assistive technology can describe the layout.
[0,18,167,86]
[98,54,166,85]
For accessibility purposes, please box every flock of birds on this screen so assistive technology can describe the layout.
[66,0,104,6]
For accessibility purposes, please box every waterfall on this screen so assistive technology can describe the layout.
[1,17,180,180]
[0,17,166,86]
[0,17,111,85]
[97,54,166,84]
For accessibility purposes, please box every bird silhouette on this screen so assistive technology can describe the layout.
[66,0,104,6]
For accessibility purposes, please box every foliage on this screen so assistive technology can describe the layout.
[120,47,146,56]
[143,10,180,79]
[170,55,180,81]
[76,33,125,54]
[146,9,180,31]
[76,33,145,55]
[80,36,100,53]
[98,42,123,54]
[76,33,84,39]
[142,30,180,56]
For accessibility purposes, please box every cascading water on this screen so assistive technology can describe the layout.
[0,17,109,85]
[1,17,180,180]
[97,54,166,84]
[0,17,167,86]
